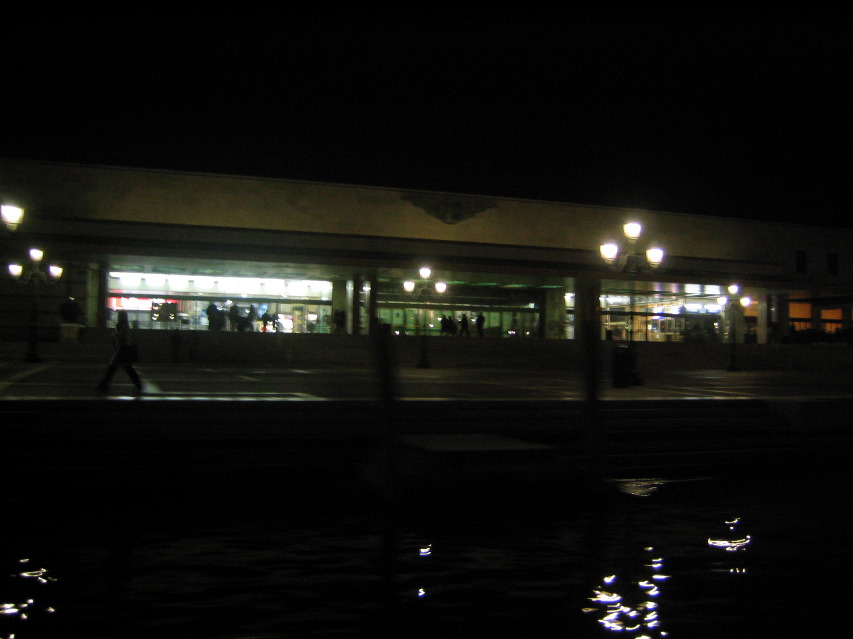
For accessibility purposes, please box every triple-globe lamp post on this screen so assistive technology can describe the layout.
[403,266,446,368]
[600,222,664,385]
[3,205,64,362]
[717,284,751,371]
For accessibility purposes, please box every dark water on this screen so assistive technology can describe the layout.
[2,460,851,639]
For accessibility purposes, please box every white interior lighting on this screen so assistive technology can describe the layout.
[623,222,642,240]
[646,247,664,267]
[1,205,24,231]
[600,243,619,263]
[119,273,142,288]
[287,280,307,298]
[144,274,165,288]
[717,296,728,306]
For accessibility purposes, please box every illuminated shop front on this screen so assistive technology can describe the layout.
[374,278,545,338]
[107,272,334,333]
[563,281,759,343]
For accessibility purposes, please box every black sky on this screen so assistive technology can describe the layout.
[5,17,853,227]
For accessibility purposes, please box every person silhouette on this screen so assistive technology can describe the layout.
[459,313,470,337]
[97,310,142,392]
[475,313,485,337]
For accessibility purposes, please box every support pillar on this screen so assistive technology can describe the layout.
[574,276,602,401]
[366,273,379,336]
[542,287,568,339]
[348,276,362,335]
[332,280,348,334]
[756,292,769,344]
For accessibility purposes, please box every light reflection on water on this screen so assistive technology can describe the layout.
[2,465,850,638]
[0,559,58,638]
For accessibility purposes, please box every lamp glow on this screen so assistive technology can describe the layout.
[600,243,619,262]
[740,296,751,307]
[1,205,24,231]
[419,266,431,279]
[728,284,740,295]
[646,247,664,267]
[623,222,642,240]
[48,265,63,279]
[8,264,23,278]
[28,248,44,263]
[435,281,447,294]
[403,280,415,292]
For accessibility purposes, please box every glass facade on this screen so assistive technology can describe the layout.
[563,281,759,343]
[107,272,334,333]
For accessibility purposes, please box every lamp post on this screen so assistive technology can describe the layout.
[8,247,64,363]
[718,284,751,371]
[600,221,664,385]
[403,266,446,368]
[2,205,25,232]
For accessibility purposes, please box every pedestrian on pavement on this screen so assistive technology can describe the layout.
[459,313,471,337]
[476,313,485,337]
[229,303,241,331]
[97,310,142,392]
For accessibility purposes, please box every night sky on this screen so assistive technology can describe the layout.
[5,17,853,228]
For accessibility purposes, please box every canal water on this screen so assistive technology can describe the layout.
[2,457,851,638]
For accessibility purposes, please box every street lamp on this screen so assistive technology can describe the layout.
[403,266,446,368]
[718,285,751,371]
[600,221,664,385]
[2,205,25,232]
[8,247,64,362]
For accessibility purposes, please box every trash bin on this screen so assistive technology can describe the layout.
[612,345,631,388]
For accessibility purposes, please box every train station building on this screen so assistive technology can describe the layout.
[2,157,852,346]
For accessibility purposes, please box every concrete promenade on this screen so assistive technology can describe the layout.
[2,335,852,496]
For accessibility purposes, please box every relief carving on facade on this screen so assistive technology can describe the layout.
[403,192,496,225]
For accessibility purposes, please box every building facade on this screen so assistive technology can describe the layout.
[2,158,852,345]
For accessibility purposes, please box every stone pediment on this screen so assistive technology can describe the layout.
[403,192,497,224]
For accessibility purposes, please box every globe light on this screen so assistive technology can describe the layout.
[740,296,751,307]
[600,243,619,263]
[29,248,44,263]
[403,280,415,292]
[1,205,24,231]
[419,266,431,279]
[435,281,447,294]
[49,265,64,279]
[728,284,740,295]
[8,263,23,278]
[646,247,664,267]
[623,222,642,240]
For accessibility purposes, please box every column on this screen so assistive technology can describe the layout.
[574,276,601,344]
[366,273,379,336]
[347,276,361,335]
[542,287,568,339]
[756,292,768,344]
[332,280,348,334]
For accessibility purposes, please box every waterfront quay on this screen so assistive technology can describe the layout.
[2,333,853,503]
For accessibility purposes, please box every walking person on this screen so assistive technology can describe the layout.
[476,312,485,337]
[97,310,142,392]
[459,313,471,337]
